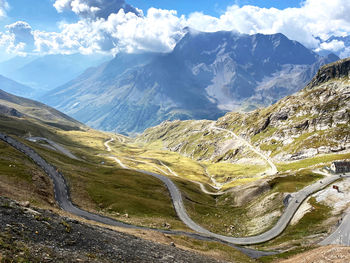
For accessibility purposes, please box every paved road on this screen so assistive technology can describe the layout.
[0,133,274,258]
[103,138,346,245]
[143,168,346,245]
[319,172,350,246]
[27,137,79,160]
[3,133,347,249]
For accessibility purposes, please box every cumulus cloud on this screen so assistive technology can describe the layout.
[318,40,345,53]
[2,0,350,57]
[0,21,35,55]
[0,0,9,17]
[31,8,185,55]
[6,21,35,46]
[187,0,350,50]
[53,0,140,19]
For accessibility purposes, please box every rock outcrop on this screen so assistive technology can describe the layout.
[308,57,350,88]
[139,57,350,163]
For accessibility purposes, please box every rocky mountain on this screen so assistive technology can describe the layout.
[0,74,34,97]
[43,30,338,134]
[139,57,350,163]
[0,53,110,95]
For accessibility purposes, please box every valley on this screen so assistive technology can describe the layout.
[1,1,350,260]
[1,57,350,262]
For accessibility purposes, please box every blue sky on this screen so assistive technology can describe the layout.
[128,0,303,16]
[1,0,303,32]
[0,0,76,31]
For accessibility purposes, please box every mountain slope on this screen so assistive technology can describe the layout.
[0,89,83,131]
[43,31,338,133]
[0,75,34,97]
[139,57,350,164]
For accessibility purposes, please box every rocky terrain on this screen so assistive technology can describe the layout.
[0,196,226,263]
[278,245,350,263]
[140,57,350,163]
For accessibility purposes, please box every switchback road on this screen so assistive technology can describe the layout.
[104,137,346,245]
[1,133,346,249]
[0,133,272,258]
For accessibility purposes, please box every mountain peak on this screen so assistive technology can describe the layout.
[308,57,350,88]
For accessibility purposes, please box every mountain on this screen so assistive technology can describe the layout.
[0,74,34,97]
[140,57,350,163]
[0,89,83,131]
[0,53,111,95]
[43,30,338,133]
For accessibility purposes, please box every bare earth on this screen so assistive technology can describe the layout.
[278,245,350,263]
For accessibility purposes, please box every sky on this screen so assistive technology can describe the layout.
[0,0,349,61]
[127,0,303,16]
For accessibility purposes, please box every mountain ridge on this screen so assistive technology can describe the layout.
[42,31,338,133]
[139,57,350,163]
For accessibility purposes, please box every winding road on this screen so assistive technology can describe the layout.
[102,137,347,245]
[1,133,348,251]
[0,133,273,258]
[27,137,79,160]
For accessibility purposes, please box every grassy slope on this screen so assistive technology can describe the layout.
[0,115,255,261]
[0,140,55,207]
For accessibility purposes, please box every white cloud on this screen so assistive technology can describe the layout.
[187,0,350,50]
[6,21,35,46]
[0,0,9,17]
[33,8,185,55]
[318,40,345,53]
[54,0,140,19]
[2,0,350,57]
[340,47,350,58]
[0,21,35,55]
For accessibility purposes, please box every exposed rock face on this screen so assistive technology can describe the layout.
[139,58,350,162]
[0,104,22,117]
[309,57,350,88]
[42,31,337,134]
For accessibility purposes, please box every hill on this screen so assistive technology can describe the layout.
[0,89,83,131]
[42,31,338,133]
[139,57,350,167]
[0,90,254,262]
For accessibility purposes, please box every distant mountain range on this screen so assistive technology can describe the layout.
[0,53,110,95]
[42,30,338,134]
[0,75,34,98]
